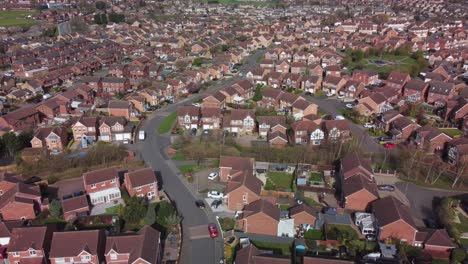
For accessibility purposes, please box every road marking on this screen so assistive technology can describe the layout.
[189,225,210,240]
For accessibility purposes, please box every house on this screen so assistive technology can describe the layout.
[372,196,417,245]
[202,91,226,109]
[289,204,319,227]
[445,137,468,166]
[403,79,429,103]
[62,195,90,221]
[49,230,105,264]
[30,126,68,154]
[124,168,158,201]
[7,226,54,264]
[322,75,346,95]
[0,221,23,246]
[292,100,318,120]
[219,156,255,182]
[35,98,70,119]
[83,167,121,205]
[235,244,290,264]
[105,225,162,264]
[259,88,282,109]
[279,93,305,112]
[72,116,98,148]
[323,120,351,141]
[223,109,256,135]
[177,106,200,130]
[0,182,43,221]
[0,106,41,131]
[340,80,365,99]
[427,81,456,104]
[340,152,377,211]
[389,116,421,140]
[324,65,341,77]
[225,171,262,211]
[414,228,456,259]
[99,116,133,142]
[291,120,321,145]
[355,93,387,116]
[108,100,133,119]
[377,110,403,132]
[201,108,222,130]
[101,77,130,94]
[257,116,287,137]
[413,126,452,153]
[386,71,411,93]
[267,131,289,147]
[236,199,280,236]
[301,75,322,94]
[352,69,379,85]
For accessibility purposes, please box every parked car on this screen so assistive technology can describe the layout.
[208,172,218,180]
[195,200,205,209]
[323,207,337,215]
[345,103,354,109]
[365,234,376,241]
[73,191,83,197]
[378,136,391,144]
[207,191,224,199]
[363,123,375,128]
[139,130,146,141]
[305,92,312,96]
[62,194,73,200]
[208,223,219,238]
[377,185,395,191]
[337,94,345,99]
[192,103,201,107]
[384,142,396,149]
[191,128,197,136]
[211,199,222,208]
[334,115,345,120]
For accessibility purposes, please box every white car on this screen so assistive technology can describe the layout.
[207,191,224,199]
[364,123,375,128]
[334,115,345,120]
[345,103,354,109]
[337,94,345,99]
[326,93,334,97]
[208,172,218,180]
[192,103,201,107]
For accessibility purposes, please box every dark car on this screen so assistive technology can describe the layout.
[62,194,73,200]
[195,200,205,209]
[377,185,395,191]
[211,199,222,208]
[191,128,197,136]
[323,207,337,215]
[73,191,83,197]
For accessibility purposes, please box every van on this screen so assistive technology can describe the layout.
[139,130,145,140]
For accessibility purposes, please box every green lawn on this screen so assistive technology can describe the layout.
[439,128,463,138]
[453,213,468,233]
[347,54,419,78]
[104,205,120,215]
[279,204,290,211]
[171,151,186,161]
[309,172,323,182]
[264,171,293,191]
[0,11,38,27]
[178,164,206,174]
[157,112,177,135]
[304,229,324,240]
[251,240,292,256]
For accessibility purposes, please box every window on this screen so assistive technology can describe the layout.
[110,179,116,183]
[12,252,19,257]
[29,250,37,256]
[136,187,142,192]
[110,254,117,260]
[91,184,96,189]
[0,190,3,195]
[81,255,91,261]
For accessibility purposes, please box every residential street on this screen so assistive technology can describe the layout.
[137,50,266,264]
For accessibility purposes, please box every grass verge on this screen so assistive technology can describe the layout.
[157,112,177,135]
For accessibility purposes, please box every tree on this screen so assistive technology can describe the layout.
[94,14,107,25]
[162,213,182,232]
[49,200,62,218]
[108,12,125,23]
[70,17,89,33]
[95,1,107,10]
[121,196,147,224]
[41,27,58,37]
[192,58,203,67]
[252,85,263,102]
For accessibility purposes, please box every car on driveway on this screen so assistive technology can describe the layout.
[208,172,218,180]
[384,142,397,149]
[207,191,224,199]
[334,115,345,120]
[211,199,222,208]
[363,123,375,128]
[345,103,354,109]
[208,223,219,238]
[195,200,205,209]
[378,185,395,191]
[378,136,391,144]
[337,94,345,99]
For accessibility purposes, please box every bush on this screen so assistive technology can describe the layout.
[325,224,358,242]
[219,217,235,231]
[49,200,62,218]
[304,229,323,240]
[452,248,466,263]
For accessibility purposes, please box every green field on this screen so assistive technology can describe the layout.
[0,11,38,27]
[264,171,293,191]
[347,54,419,78]
[157,112,177,135]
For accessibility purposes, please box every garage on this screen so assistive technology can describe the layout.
[231,127,239,133]
[115,134,124,141]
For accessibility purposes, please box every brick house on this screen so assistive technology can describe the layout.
[291,120,322,145]
[340,152,378,211]
[99,116,132,142]
[202,91,226,109]
[352,69,379,86]
[324,65,341,77]
[177,106,200,130]
[257,116,287,138]
[49,230,105,264]
[200,108,222,130]
[108,100,133,119]
[225,171,262,211]
[388,116,421,140]
[219,156,255,182]
[0,105,41,131]
[35,98,70,119]
[124,168,158,201]
[427,81,456,104]
[236,199,280,236]
[236,244,291,263]
[30,126,68,154]
[372,196,417,245]
[403,79,429,103]
[291,100,318,121]
[289,204,319,227]
[340,80,365,99]
[413,126,452,153]
[259,88,282,109]
[301,75,322,94]
[323,120,351,142]
[83,167,121,205]
[0,182,43,221]
[322,75,346,95]
[414,228,456,259]
[386,71,411,93]
[7,226,54,264]
[223,109,256,135]
[72,116,98,148]
[101,77,130,94]
[62,195,90,221]
[355,92,387,116]
[105,225,162,264]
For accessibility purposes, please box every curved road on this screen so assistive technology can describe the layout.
[137,50,266,264]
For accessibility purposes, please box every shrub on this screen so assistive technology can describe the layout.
[304,229,323,240]
[452,248,466,263]
[325,224,358,242]
[219,217,235,231]
[49,200,62,218]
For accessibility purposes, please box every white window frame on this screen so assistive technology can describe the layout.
[12,252,19,257]
[110,254,117,260]
[29,250,37,256]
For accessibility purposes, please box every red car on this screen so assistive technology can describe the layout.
[384,142,396,149]
[208,223,219,238]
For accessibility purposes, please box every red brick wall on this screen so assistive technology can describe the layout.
[243,213,278,236]
[106,253,130,263]
[109,108,130,119]
[379,220,416,245]
[126,183,158,199]
[219,167,231,182]
[226,186,260,211]
[63,207,89,221]
[8,250,44,264]
[50,254,99,264]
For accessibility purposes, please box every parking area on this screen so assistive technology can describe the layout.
[193,169,226,193]
[204,198,234,214]
[50,178,85,200]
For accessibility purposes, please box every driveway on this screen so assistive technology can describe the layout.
[137,50,266,264]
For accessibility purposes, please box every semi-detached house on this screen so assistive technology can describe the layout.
[83,167,121,205]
